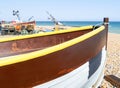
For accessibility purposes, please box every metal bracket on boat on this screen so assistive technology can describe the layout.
[93,23,103,30]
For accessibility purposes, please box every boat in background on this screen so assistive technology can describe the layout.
[0,21,36,35]
[0,18,109,88]
[0,10,36,35]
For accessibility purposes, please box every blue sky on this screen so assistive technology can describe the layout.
[0,0,120,21]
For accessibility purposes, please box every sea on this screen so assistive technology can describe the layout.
[36,21,120,34]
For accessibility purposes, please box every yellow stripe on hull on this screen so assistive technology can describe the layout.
[0,25,93,42]
[0,26,105,67]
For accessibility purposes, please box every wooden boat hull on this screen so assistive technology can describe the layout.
[0,18,108,88]
[0,27,92,57]
[35,46,106,88]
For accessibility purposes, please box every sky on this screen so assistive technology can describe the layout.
[0,0,120,21]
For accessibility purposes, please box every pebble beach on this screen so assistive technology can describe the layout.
[100,33,120,88]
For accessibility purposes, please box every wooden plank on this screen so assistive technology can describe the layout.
[104,75,120,88]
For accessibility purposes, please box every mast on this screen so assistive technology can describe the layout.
[13,10,21,21]
[46,11,58,25]
[28,16,34,21]
[46,11,63,31]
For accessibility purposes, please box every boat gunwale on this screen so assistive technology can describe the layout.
[0,25,93,43]
[0,25,105,67]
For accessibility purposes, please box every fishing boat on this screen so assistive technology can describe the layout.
[0,18,109,88]
[0,10,36,35]
[0,20,36,35]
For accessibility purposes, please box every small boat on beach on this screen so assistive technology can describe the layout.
[0,20,36,35]
[0,18,109,88]
[0,10,36,35]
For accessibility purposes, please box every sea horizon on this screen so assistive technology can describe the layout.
[36,21,120,34]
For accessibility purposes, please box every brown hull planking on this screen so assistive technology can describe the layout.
[0,29,92,57]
